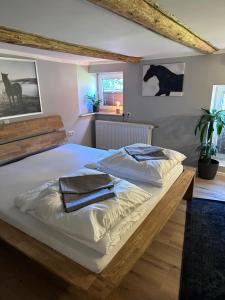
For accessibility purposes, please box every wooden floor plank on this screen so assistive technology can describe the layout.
[194,172,225,201]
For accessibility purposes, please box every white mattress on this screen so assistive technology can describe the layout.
[0,144,183,273]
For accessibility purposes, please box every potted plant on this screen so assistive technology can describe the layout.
[195,108,225,179]
[87,94,103,113]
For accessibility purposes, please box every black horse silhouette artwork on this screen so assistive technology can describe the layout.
[1,73,23,106]
[143,64,184,96]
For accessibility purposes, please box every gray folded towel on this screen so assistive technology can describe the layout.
[125,146,168,161]
[62,189,115,213]
[59,174,115,213]
[59,174,113,194]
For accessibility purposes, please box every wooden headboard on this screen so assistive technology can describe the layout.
[0,115,66,165]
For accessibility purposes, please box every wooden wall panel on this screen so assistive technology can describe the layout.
[0,115,64,144]
[0,130,66,164]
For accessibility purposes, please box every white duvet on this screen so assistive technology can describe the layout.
[15,168,151,244]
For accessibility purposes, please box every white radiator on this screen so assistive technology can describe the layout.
[95,120,154,149]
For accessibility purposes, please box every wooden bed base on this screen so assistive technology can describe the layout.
[0,169,195,300]
[0,115,196,299]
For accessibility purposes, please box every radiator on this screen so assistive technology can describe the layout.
[95,120,154,149]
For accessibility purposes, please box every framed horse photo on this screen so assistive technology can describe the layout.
[142,63,185,96]
[0,57,42,120]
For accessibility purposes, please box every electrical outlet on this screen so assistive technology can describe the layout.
[67,130,74,137]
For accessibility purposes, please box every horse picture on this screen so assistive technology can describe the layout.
[0,58,42,120]
[1,73,23,106]
[142,63,185,96]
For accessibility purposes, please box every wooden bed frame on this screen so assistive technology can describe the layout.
[0,115,66,164]
[0,115,195,300]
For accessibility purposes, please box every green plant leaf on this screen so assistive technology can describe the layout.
[195,114,211,135]
[200,123,207,143]
[217,121,223,135]
[195,107,225,160]
[207,121,214,142]
[194,124,198,135]
[215,109,225,117]
[201,108,210,114]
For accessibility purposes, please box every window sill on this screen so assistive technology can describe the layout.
[79,112,123,117]
[79,112,96,117]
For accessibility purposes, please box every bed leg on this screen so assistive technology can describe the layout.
[183,176,195,201]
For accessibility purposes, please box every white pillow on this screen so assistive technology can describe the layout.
[95,144,186,184]
[15,168,151,243]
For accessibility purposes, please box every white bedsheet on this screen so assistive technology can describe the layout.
[0,144,183,273]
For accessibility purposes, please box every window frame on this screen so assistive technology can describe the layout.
[97,72,123,112]
[210,85,225,153]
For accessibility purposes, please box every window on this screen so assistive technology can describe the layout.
[211,85,225,167]
[97,72,123,113]
[102,78,123,106]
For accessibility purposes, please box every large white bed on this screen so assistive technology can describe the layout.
[0,115,195,299]
[0,143,183,273]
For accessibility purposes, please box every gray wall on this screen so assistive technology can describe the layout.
[2,58,94,146]
[90,54,225,165]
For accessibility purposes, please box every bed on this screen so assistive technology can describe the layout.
[0,115,195,300]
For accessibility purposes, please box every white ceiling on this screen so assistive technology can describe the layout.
[0,0,223,63]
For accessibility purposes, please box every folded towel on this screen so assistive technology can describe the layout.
[134,151,168,161]
[125,146,168,161]
[59,173,115,212]
[59,174,113,194]
[62,189,116,213]
[125,145,162,156]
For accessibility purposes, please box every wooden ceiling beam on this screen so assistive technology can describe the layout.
[88,0,217,54]
[0,26,141,63]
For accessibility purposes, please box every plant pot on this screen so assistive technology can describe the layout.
[198,159,219,180]
[93,104,100,113]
